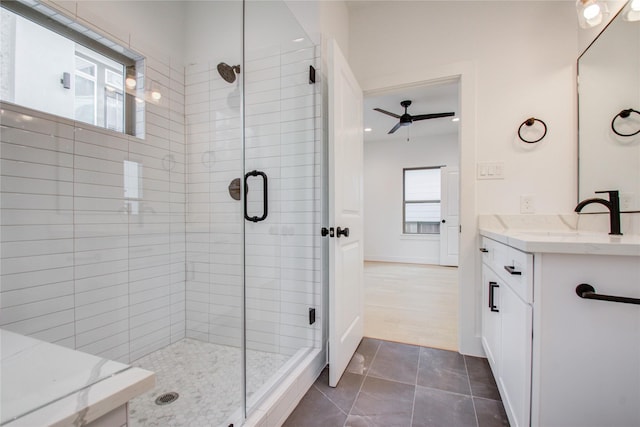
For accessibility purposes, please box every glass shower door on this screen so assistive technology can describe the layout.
[242,0,320,416]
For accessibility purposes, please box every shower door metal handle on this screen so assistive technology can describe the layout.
[244,170,268,222]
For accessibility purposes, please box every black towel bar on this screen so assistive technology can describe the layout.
[575,284,640,305]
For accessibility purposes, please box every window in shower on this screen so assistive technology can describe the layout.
[0,2,144,137]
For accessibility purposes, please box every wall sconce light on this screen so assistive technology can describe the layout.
[576,0,609,28]
[624,0,640,21]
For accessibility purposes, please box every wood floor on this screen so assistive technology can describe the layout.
[364,261,459,351]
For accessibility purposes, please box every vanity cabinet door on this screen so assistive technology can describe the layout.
[481,237,533,427]
[534,253,640,427]
[499,281,532,427]
[481,266,501,372]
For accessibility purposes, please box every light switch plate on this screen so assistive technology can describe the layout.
[477,162,505,180]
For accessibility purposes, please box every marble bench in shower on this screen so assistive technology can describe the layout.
[1,329,155,427]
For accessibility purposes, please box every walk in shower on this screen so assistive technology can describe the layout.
[0,1,321,425]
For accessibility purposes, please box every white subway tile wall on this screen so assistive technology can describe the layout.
[0,58,186,364]
[0,42,320,372]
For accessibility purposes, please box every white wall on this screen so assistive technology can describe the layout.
[286,0,350,59]
[351,1,578,215]
[364,133,458,264]
[349,0,579,355]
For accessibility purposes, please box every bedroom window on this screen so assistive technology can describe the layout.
[403,167,441,234]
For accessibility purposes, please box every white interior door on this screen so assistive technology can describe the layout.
[439,166,459,266]
[328,39,364,387]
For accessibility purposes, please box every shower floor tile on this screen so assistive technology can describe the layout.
[128,338,288,427]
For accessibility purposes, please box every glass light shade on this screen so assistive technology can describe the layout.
[576,0,608,28]
[624,0,640,21]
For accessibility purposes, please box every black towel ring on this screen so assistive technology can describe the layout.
[611,108,640,137]
[518,117,547,143]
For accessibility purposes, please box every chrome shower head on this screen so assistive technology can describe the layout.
[217,62,240,83]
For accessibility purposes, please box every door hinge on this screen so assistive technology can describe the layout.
[459,225,462,233]
[309,307,316,325]
[309,65,316,84]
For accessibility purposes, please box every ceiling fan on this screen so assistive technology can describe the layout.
[374,100,455,134]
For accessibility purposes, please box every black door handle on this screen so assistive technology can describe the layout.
[336,227,349,238]
[321,227,335,237]
[479,248,489,253]
[442,219,446,223]
[244,170,268,222]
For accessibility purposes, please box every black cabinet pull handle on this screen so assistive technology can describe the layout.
[244,170,268,222]
[479,248,488,253]
[336,227,349,238]
[504,265,522,275]
[441,219,446,223]
[576,284,640,305]
[489,281,499,312]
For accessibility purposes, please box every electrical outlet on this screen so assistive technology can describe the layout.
[520,195,535,214]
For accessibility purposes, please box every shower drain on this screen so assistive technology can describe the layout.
[155,392,179,406]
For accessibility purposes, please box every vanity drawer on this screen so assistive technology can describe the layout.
[501,245,533,303]
[482,237,533,303]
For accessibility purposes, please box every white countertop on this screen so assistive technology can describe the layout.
[1,329,155,426]
[479,228,640,256]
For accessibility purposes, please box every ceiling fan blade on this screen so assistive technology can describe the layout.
[412,112,455,121]
[388,122,403,134]
[374,108,401,119]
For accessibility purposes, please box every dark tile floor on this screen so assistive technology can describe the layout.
[283,338,509,427]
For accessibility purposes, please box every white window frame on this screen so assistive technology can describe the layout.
[74,54,98,125]
[403,166,442,235]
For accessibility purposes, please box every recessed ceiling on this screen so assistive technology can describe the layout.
[364,80,459,143]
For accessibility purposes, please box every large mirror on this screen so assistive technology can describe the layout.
[578,1,640,212]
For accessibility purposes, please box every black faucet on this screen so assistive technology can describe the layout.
[574,190,622,235]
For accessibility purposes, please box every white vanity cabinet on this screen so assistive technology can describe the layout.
[480,232,640,427]
[480,237,533,427]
